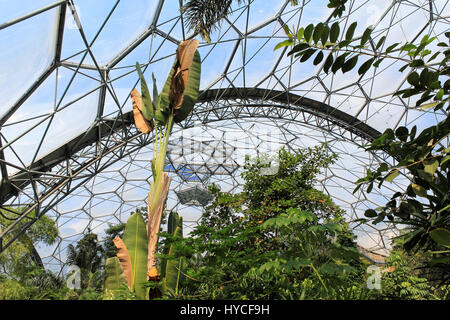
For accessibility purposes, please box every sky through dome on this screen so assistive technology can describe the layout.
[0,0,448,273]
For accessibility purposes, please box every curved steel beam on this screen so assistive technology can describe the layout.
[0,87,382,254]
[0,87,381,203]
[197,88,381,141]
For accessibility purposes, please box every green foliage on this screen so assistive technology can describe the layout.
[104,257,128,299]
[255,207,361,288]
[76,287,104,300]
[122,212,148,300]
[278,22,449,112]
[0,207,58,278]
[277,0,450,283]
[327,0,348,18]
[136,62,169,128]
[102,283,137,300]
[159,146,369,299]
[0,278,29,300]
[66,230,104,292]
[136,62,156,122]
[0,224,135,300]
[0,264,86,300]
[379,250,440,300]
[103,222,126,259]
[353,116,450,271]
[67,231,104,274]
[430,228,450,247]
[159,211,184,296]
[22,266,65,297]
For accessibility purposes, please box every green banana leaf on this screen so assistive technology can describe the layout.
[163,224,183,296]
[159,58,176,114]
[136,62,155,121]
[162,215,183,295]
[155,101,170,126]
[123,212,148,300]
[150,65,171,126]
[168,211,182,236]
[174,50,201,123]
[151,72,169,127]
[152,73,160,111]
[160,211,182,279]
[104,257,127,291]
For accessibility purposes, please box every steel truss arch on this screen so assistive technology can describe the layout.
[0,87,386,255]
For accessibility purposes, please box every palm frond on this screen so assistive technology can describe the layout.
[181,0,243,42]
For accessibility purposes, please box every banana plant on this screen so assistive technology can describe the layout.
[132,38,200,281]
[104,212,148,299]
[104,211,185,299]
[104,39,201,299]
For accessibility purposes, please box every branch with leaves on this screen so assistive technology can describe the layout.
[275,2,450,275]
[276,22,449,111]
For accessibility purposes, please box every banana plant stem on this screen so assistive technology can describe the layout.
[150,113,174,212]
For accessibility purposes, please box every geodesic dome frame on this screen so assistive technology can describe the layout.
[0,0,448,273]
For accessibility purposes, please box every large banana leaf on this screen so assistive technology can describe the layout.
[170,39,199,110]
[168,211,182,236]
[173,50,201,123]
[160,211,182,279]
[104,257,127,292]
[123,212,148,300]
[159,61,175,114]
[151,73,160,112]
[159,40,201,124]
[151,68,170,126]
[163,222,183,295]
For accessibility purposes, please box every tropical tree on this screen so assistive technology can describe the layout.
[0,207,57,279]
[181,0,450,278]
[271,0,450,279]
[66,230,104,290]
[131,38,201,280]
[378,249,445,300]
[162,145,370,299]
[182,0,243,42]
[0,207,64,299]
[103,222,126,259]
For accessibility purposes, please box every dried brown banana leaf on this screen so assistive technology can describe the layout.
[113,237,133,289]
[131,88,154,134]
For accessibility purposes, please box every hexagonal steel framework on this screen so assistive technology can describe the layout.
[0,0,448,273]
